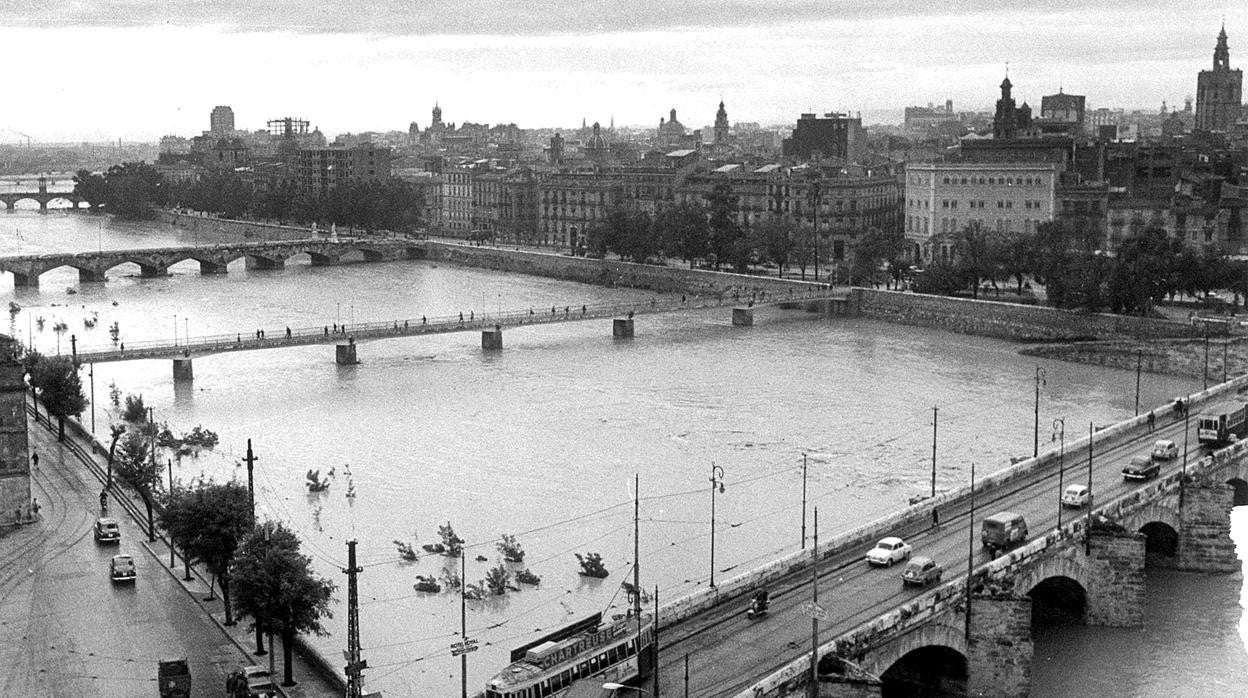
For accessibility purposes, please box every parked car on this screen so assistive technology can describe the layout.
[1061,484,1092,508]
[1123,455,1161,481]
[865,536,913,567]
[981,511,1028,555]
[109,554,136,583]
[238,664,277,698]
[93,517,120,543]
[901,556,943,586]
[1151,439,1179,460]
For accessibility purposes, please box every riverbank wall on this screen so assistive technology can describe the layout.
[1021,336,1248,378]
[849,288,1201,342]
[157,210,318,243]
[421,241,825,298]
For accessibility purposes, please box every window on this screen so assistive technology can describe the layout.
[950,200,957,209]
[942,200,949,209]
[997,200,1004,209]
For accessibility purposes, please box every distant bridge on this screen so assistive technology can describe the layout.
[0,175,84,212]
[0,237,422,287]
[69,289,843,378]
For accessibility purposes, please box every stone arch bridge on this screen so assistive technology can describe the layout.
[0,238,422,287]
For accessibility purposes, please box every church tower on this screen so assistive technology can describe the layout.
[1196,25,1243,132]
[993,76,1019,139]
[713,100,729,144]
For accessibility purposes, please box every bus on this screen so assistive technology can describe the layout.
[1196,400,1248,445]
[484,611,655,698]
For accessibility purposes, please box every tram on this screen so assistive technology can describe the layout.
[484,611,655,698]
[1196,400,1248,445]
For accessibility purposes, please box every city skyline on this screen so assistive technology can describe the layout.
[0,2,1243,142]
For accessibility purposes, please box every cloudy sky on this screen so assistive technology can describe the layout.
[0,1,1242,142]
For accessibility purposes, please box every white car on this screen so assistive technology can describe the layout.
[1061,483,1092,508]
[866,536,912,567]
[1151,439,1179,460]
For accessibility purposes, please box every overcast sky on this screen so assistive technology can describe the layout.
[0,1,1242,142]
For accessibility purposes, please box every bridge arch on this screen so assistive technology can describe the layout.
[879,644,967,697]
[858,617,967,679]
[1227,477,1248,506]
[4,196,44,209]
[1027,575,1087,626]
[1120,502,1182,565]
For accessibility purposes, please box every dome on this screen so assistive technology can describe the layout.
[586,122,609,150]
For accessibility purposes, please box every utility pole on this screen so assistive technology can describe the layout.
[1204,330,1210,390]
[1086,422,1093,555]
[167,459,175,568]
[801,454,808,549]
[460,551,469,698]
[808,506,819,698]
[931,406,938,497]
[1053,419,1066,528]
[1224,339,1229,383]
[653,585,660,698]
[344,539,365,698]
[633,473,642,678]
[88,362,95,434]
[1033,366,1046,458]
[811,181,822,282]
[243,439,265,656]
[965,462,976,643]
[1134,350,1142,416]
[1181,394,1191,513]
[70,334,77,363]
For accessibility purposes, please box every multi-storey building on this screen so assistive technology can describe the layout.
[781,112,865,163]
[210,106,235,136]
[501,168,540,244]
[295,143,391,196]
[904,162,1059,262]
[471,168,505,237]
[441,164,473,235]
[538,172,620,250]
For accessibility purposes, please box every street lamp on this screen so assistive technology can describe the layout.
[173,314,178,346]
[602,683,652,696]
[709,463,726,587]
[1052,418,1066,528]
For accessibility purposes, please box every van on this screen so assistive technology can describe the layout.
[981,511,1028,555]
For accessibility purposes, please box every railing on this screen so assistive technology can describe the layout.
[74,289,844,362]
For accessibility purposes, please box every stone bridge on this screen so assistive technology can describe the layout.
[1,175,84,212]
[733,402,1247,698]
[0,238,424,287]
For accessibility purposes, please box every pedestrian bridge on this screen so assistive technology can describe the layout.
[649,374,1248,697]
[0,237,422,287]
[70,288,844,377]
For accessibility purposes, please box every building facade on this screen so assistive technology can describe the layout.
[781,113,865,163]
[0,336,30,527]
[904,162,1059,262]
[295,143,391,196]
[441,164,473,234]
[210,106,235,136]
[1195,26,1243,132]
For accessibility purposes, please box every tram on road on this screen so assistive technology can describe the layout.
[1196,400,1248,445]
[484,611,655,698]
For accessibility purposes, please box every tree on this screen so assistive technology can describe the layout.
[655,202,711,268]
[25,354,86,441]
[1033,217,1104,309]
[103,162,166,220]
[754,219,798,277]
[105,423,126,488]
[851,226,906,286]
[160,482,251,625]
[705,184,743,270]
[996,230,1038,295]
[1108,225,1181,314]
[72,169,109,209]
[112,430,159,540]
[122,393,147,423]
[231,522,336,687]
[438,522,464,557]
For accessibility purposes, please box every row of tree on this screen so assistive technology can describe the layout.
[917,219,1246,314]
[73,163,168,219]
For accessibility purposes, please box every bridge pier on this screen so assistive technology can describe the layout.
[1177,481,1239,572]
[246,256,286,271]
[138,264,167,278]
[612,318,634,338]
[198,261,229,275]
[9,272,36,288]
[336,340,359,365]
[966,595,1032,697]
[732,306,754,326]
[172,358,194,382]
[481,327,503,351]
[1085,529,1146,626]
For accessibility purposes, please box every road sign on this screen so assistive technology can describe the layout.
[451,638,480,656]
[801,601,829,621]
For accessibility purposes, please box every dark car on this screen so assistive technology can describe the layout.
[93,517,120,543]
[109,554,136,583]
[901,556,943,586]
[1123,455,1161,481]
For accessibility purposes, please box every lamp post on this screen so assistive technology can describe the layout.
[1181,393,1191,512]
[1052,418,1066,528]
[173,314,178,346]
[709,463,725,587]
[1134,349,1142,416]
[1085,422,1094,555]
[1033,366,1046,458]
[930,406,938,497]
[801,454,808,549]
[809,180,822,281]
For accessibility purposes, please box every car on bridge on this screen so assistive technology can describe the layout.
[1061,484,1092,508]
[1123,455,1161,481]
[981,511,1028,556]
[901,556,943,586]
[1151,439,1179,460]
[865,537,912,567]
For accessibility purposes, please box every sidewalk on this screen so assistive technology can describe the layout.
[31,408,344,698]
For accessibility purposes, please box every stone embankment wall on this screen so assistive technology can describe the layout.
[1021,336,1248,378]
[851,289,1200,342]
[158,210,320,243]
[422,241,823,297]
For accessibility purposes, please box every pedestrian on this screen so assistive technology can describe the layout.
[324,326,329,336]
[404,320,409,329]
[30,450,37,469]
[459,311,464,322]
[581,304,586,314]
[99,489,108,515]
[681,294,686,303]
[285,326,291,338]
[236,333,241,343]
[529,308,534,316]
[470,310,474,321]
[422,315,427,325]
[30,497,39,518]
[1147,411,1156,431]
[932,507,939,528]
[120,342,124,353]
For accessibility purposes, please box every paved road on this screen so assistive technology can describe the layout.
[657,407,1210,697]
[0,417,341,698]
